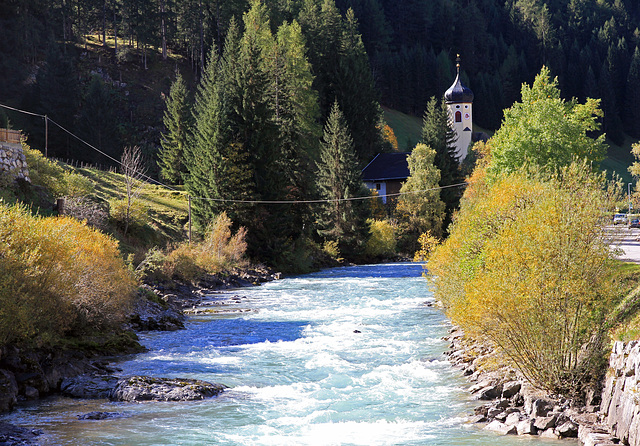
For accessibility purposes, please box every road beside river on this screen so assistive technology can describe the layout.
[609,225,640,263]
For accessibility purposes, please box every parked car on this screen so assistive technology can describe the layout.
[630,219,640,228]
[614,213,628,225]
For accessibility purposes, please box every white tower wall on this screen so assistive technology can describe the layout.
[444,55,474,163]
[446,101,473,161]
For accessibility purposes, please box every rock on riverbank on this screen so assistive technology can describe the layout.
[596,340,640,446]
[61,374,227,402]
[0,347,124,413]
[446,327,617,443]
[128,266,282,330]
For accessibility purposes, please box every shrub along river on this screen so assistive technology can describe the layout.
[2,263,566,445]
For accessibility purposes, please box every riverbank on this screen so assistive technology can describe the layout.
[446,327,621,444]
[0,265,280,444]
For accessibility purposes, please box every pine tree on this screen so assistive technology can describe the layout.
[218,18,257,229]
[184,43,229,230]
[315,101,370,258]
[267,20,321,237]
[421,96,463,233]
[159,70,191,184]
[236,0,279,198]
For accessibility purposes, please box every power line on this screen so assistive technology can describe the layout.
[46,116,179,191]
[0,102,46,119]
[0,101,468,205]
[190,182,468,204]
[0,101,178,192]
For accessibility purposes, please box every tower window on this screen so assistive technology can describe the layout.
[455,111,462,122]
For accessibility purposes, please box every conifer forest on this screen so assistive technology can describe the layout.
[1,0,639,264]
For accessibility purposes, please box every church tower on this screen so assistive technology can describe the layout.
[444,55,474,161]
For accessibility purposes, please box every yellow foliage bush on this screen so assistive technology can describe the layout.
[427,162,621,394]
[109,198,149,230]
[155,212,248,281]
[0,202,136,346]
[322,240,342,262]
[365,219,397,258]
[23,145,93,198]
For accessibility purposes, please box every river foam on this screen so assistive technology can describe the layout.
[0,263,564,445]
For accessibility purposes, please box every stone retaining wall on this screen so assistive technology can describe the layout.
[0,142,30,183]
[599,340,640,445]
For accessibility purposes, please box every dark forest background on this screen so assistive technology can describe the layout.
[1,0,639,165]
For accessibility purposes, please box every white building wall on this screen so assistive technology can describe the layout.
[364,181,388,204]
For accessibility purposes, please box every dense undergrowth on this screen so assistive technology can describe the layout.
[0,202,136,347]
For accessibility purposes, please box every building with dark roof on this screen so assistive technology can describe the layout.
[362,152,410,204]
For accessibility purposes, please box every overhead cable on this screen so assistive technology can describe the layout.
[0,101,468,204]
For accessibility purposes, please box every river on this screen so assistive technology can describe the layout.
[2,263,571,445]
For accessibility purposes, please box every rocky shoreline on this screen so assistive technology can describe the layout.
[446,326,621,445]
[0,265,280,445]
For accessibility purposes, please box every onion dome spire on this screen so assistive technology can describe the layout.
[444,54,474,104]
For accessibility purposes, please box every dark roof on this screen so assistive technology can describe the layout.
[362,152,410,182]
[444,72,474,103]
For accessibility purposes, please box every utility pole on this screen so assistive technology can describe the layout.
[44,115,48,157]
[629,183,633,218]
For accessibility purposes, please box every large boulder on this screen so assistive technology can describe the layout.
[61,374,119,399]
[501,381,521,399]
[477,384,503,400]
[110,376,227,402]
[485,420,517,435]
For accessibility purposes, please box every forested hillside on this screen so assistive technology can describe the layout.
[340,0,640,144]
[1,0,639,154]
[1,0,639,265]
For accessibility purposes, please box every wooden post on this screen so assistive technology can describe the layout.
[188,195,192,244]
[56,198,65,215]
[44,115,48,157]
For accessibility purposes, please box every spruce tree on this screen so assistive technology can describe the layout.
[336,8,386,163]
[316,101,370,258]
[268,20,321,234]
[184,43,229,230]
[420,96,463,233]
[159,70,191,184]
[237,0,279,199]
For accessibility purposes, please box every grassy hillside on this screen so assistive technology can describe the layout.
[75,166,189,248]
[383,107,422,151]
[10,148,190,260]
[603,136,635,184]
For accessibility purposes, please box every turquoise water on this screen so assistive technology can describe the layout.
[3,263,571,445]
